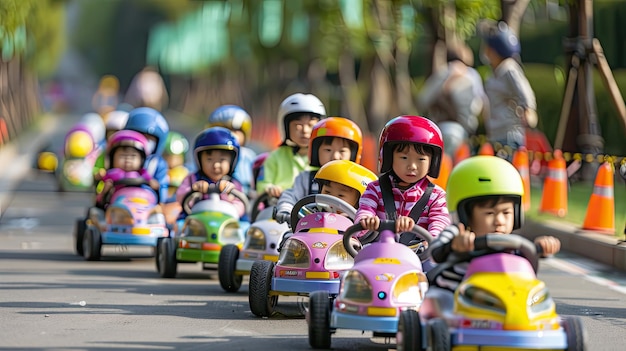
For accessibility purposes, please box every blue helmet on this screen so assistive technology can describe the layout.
[207,105,252,145]
[125,107,169,156]
[193,127,240,177]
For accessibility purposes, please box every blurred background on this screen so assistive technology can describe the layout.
[1,0,625,171]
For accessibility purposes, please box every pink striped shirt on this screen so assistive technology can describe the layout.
[355,175,450,237]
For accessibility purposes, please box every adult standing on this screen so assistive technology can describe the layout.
[479,20,537,154]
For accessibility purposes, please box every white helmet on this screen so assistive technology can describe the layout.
[105,110,130,132]
[79,113,106,145]
[277,93,326,142]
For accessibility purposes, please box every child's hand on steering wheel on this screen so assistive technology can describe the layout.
[359,216,380,231]
[192,180,210,193]
[218,180,235,194]
[396,216,415,233]
[451,223,476,252]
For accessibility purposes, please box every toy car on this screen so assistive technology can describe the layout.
[156,186,250,278]
[218,193,290,293]
[307,219,433,349]
[80,178,168,261]
[247,194,357,318]
[396,234,587,351]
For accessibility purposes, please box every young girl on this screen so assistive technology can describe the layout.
[274,117,363,223]
[429,155,560,291]
[255,93,326,198]
[96,130,158,208]
[175,127,245,220]
[356,115,451,237]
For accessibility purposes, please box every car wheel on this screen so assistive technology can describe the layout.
[397,309,423,351]
[158,238,178,278]
[308,290,332,349]
[74,218,86,256]
[563,316,587,351]
[82,226,101,261]
[249,260,276,317]
[428,318,450,351]
[218,244,243,293]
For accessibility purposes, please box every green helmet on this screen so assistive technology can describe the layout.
[164,131,189,156]
[446,156,524,229]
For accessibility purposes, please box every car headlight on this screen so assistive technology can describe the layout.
[528,287,553,314]
[244,227,266,250]
[147,212,166,225]
[107,208,133,225]
[221,223,241,244]
[325,240,354,271]
[339,270,372,303]
[278,239,310,268]
[393,272,428,304]
[183,219,207,238]
[459,285,505,313]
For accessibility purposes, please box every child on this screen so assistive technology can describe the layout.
[255,93,326,198]
[175,127,246,220]
[356,115,451,237]
[162,131,190,202]
[95,130,158,208]
[206,105,257,196]
[274,117,363,223]
[94,109,130,180]
[124,107,170,201]
[429,155,561,291]
[279,159,377,249]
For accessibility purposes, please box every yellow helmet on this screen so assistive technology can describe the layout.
[38,152,58,172]
[315,160,378,195]
[65,130,93,158]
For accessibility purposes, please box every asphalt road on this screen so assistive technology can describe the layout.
[1,168,625,350]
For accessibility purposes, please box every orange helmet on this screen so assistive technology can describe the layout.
[308,117,363,167]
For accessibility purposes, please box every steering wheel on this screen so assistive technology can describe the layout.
[102,177,158,204]
[342,220,433,261]
[425,233,539,284]
[181,184,250,216]
[289,194,357,230]
[250,192,278,223]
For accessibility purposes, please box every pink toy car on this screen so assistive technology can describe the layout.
[307,219,432,349]
[247,194,358,318]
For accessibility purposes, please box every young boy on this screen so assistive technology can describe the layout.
[274,117,363,223]
[175,127,246,220]
[95,130,158,208]
[278,159,377,249]
[206,105,257,196]
[356,115,451,238]
[255,93,326,198]
[429,155,561,291]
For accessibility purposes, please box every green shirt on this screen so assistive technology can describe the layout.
[255,145,315,194]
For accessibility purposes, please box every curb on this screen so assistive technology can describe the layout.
[521,219,626,271]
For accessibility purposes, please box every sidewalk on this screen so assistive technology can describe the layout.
[0,113,66,218]
[1,113,625,272]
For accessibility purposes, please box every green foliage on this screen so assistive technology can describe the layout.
[0,0,66,75]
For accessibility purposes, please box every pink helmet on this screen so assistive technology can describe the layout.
[378,115,444,177]
[106,130,150,167]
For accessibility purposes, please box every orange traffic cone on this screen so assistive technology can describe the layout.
[430,152,453,190]
[539,151,568,217]
[454,141,471,165]
[512,147,531,211]
[478,141,495,156]
[582,162,615,234]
